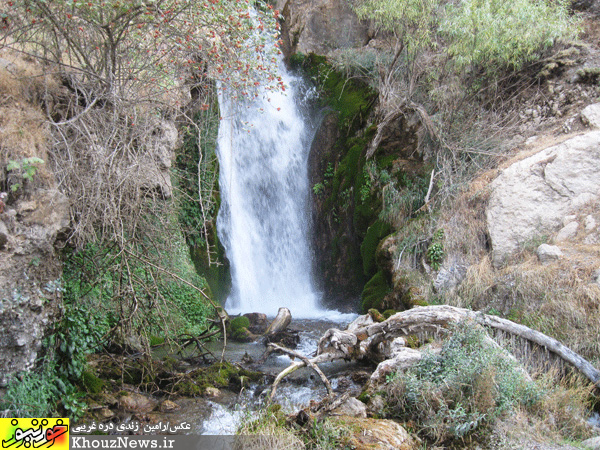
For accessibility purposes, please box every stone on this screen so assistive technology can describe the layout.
[139,120,177,199]
[204,387,221,398]
[331,397,367,418]
[333,417,419,450]
[280,0,369,57]
[486,131,600,266]
[582,436,600,450]
[555,221,579,242]
[158,400,180,413]
[369,347,423,385]
[243,312,269,335]
[537,244,563,264]
[118,392,157,413]
[0,189,69,385]
[593,269,600,285]
[433,258,468,292]
[585,215,597,232]
[581,103,600,128]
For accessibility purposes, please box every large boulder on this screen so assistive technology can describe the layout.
[280,0,370,58]
[486,131,600,266]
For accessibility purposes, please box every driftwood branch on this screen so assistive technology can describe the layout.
[269,305,600,398]
[267,343,334,402]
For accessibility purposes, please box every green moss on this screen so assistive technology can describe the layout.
[189,362,262,393]
[357,391,371,404]
[80,371,104,394]
[361,271,391,313]
[360,221,392,277]
[405,335,420,349]
[383,309,397,319]
[149,335,165,347]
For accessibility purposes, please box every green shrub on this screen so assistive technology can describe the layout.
[383,322,541,443]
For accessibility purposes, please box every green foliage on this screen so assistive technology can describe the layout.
[6,157,44,191]
[0,363,57,418]
[441,0,579,70]
[383,323,541,443]
[81,371,104,395]
[361,270,391,312]
[426,229,445,270]
[62,234,213,342]
[312,182,326,196]
[354,0,439,53]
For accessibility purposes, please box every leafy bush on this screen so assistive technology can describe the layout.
[383,323,540,443]
[441,0,579,71]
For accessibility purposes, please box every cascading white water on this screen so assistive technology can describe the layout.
[216,65,325,318]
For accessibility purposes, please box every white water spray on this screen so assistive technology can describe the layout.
[216,65,326,318]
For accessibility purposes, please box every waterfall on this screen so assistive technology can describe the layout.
[215,64,325,318]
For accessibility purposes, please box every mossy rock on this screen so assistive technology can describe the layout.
[367,308,385,323]
[189,362,263,393]
[361,271,391,313]
[81,371,104,394]
[382,309,397,320]
[360,221,392,277]
[229,316,250,334]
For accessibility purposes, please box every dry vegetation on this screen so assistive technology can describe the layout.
[0,51,55,191]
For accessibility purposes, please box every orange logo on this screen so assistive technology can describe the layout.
[0,418,69,449]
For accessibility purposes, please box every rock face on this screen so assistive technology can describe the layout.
[0,189,70,386]
[486,131,600,266]
[280,0,370,58]
[336,417,419,450]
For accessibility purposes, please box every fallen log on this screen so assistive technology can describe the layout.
[270,305,600,396]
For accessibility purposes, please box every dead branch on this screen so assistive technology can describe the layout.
[266,343,333,402]
[269,305,600,399]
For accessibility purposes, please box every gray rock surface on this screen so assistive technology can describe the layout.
[0,189,69,386]
[331,397,367,418]
[581,103,600,129]
[486,131,600,266]
[280,0,370,57]
[536,244,563,264]
[555,221,579,242]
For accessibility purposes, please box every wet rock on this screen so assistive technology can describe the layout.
[264,330,300,348]
[243,312,269,335]
[118,392,157,413]
[331,397,367,418]
[204,387,221,398]
[537,244,563,264]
